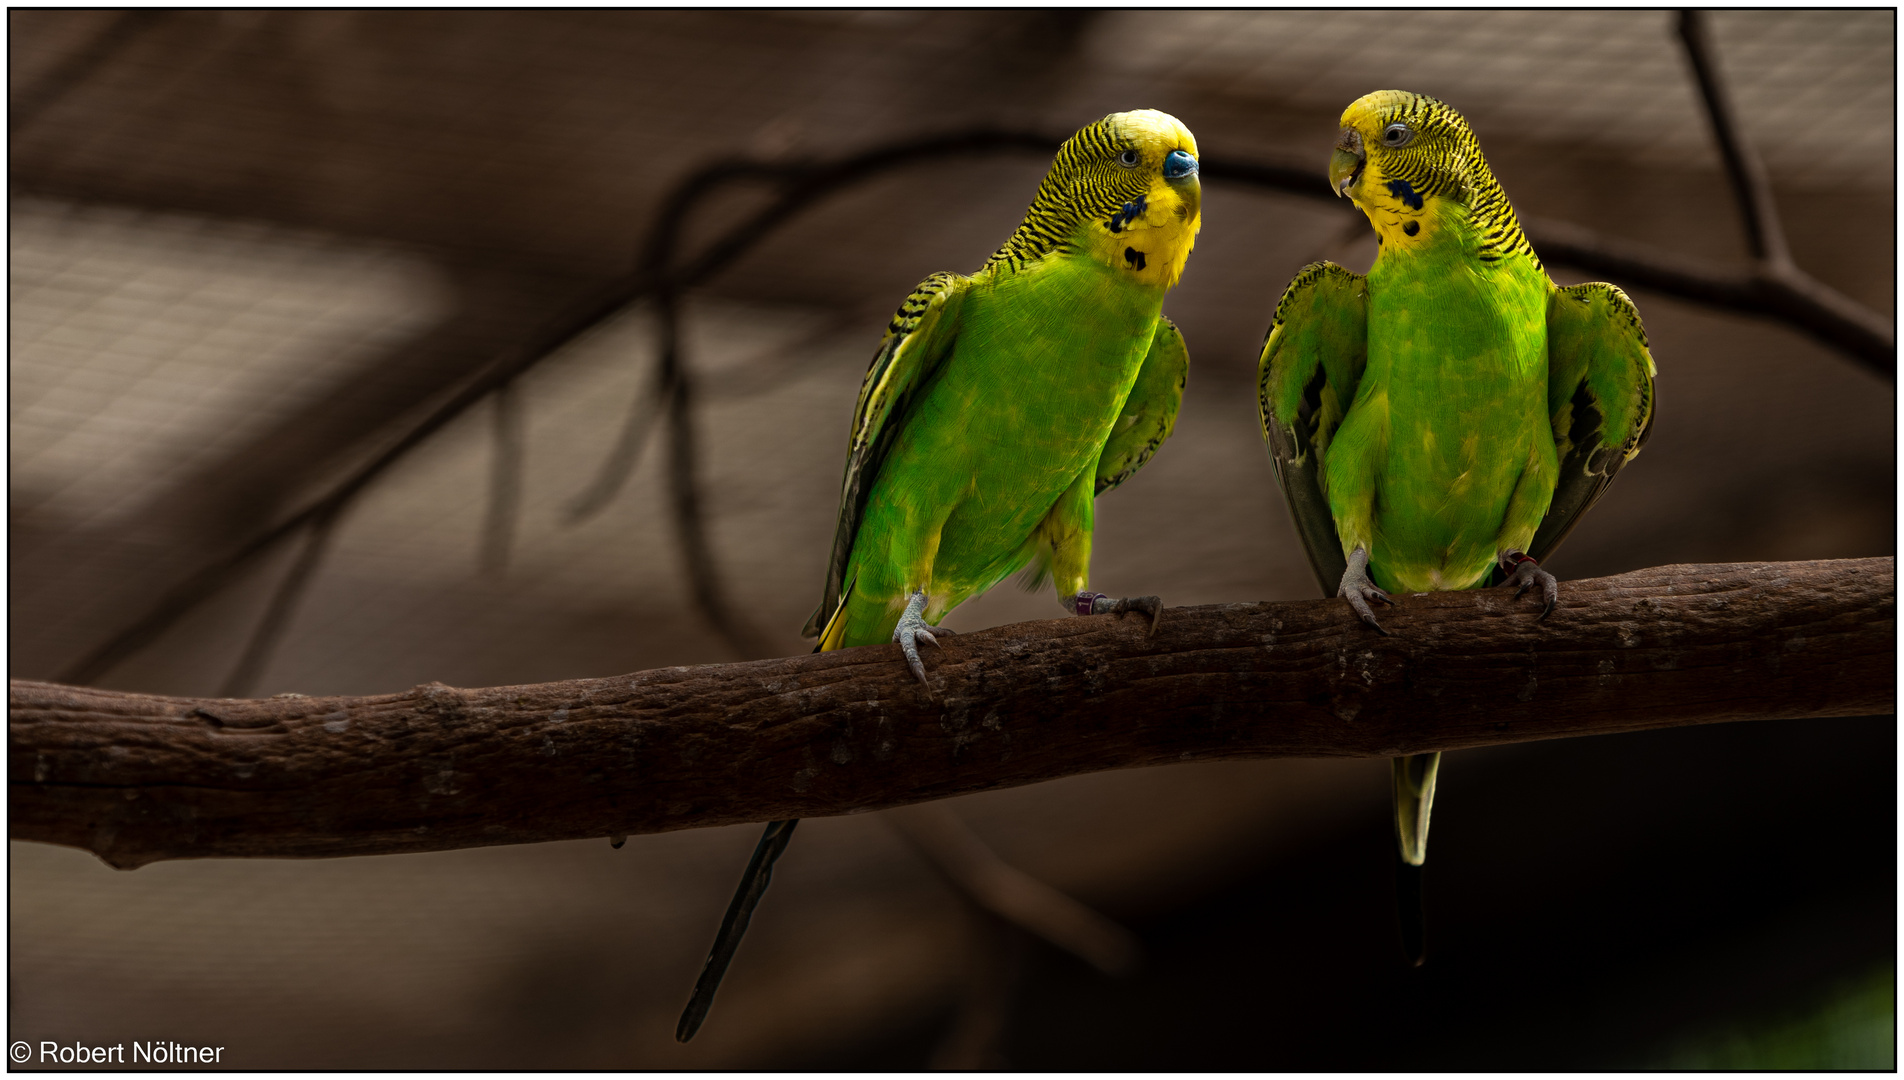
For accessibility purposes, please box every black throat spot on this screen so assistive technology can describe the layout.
[1386,178,1424,211]
[1124,247,1147,271]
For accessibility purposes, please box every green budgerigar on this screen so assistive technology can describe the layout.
[678,109,1203,1040]
[1257,90,1656,962]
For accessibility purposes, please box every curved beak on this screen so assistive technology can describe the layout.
[1157,148,1201,229]
[1329,128,1365,199]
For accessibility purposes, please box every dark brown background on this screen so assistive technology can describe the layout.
[9,10,1893,1068]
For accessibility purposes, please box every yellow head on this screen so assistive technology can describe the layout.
[1328,90,1525,261]
[988,109,1201,289]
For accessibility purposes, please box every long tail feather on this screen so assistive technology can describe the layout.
[676,818,801,1042]
[1391,752,1440,966]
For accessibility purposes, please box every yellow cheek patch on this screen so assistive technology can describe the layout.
[1087,178,1199,288]
[1350,159,1438,251]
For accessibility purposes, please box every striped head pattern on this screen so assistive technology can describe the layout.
[986,109,1201,289]
[1330,90,1538,268]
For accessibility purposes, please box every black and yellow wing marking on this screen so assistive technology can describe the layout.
[1256,261,1370,596]
[803,271,968,639]
[1531,282,1657,563]
[1096,316,1189,496]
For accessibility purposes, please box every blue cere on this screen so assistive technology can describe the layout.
[1164,149,1199,180]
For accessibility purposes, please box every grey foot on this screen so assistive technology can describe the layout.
[1338,546,1395,634]
[1500,550,1558,619]
[1071,591,1163,635]
[893,589,954,685]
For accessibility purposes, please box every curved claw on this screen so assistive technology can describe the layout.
[893,590,952,686]
[1342,586,1394,635]
[1103,594,1163,635]
[1337,546,1395,635]
[1501,552,1560,620]
[1077,592,1165,635]
[1128,595,1164,634]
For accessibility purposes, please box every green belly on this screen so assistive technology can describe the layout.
[1341,254,1553,593]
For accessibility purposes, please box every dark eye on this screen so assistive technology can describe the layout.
[1381,123,1413,148]
[1117,149,1140,167]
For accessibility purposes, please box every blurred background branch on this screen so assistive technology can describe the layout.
[8,9,162,131]
[887,801,1141,1069]
[1668,9,1892,373]
[886,804,1141,978]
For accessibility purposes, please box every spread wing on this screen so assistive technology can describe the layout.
[1256,261,1369,596]
[803,271,968,638]
[1096,316,1189,496]
[1531,281,1657,563]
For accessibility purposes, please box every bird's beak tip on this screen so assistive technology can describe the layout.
[1327,144,1365,201]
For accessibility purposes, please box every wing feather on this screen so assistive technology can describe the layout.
[803,272,967,637]
[1257,261,1369,596]
[1096,317,1189,496]
[1531,282,1657,563]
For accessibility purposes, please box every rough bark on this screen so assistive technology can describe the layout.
[11,558,1892,869]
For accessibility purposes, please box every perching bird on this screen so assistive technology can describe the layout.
[1256,90,1655,964]
[677,109,1203,1041]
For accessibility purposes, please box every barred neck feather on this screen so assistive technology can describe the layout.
[983,117,1154,275]
[1356,91,1541,271]
[1455,145,1539,270]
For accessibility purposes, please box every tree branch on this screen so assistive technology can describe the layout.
[12,559,1891,870]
